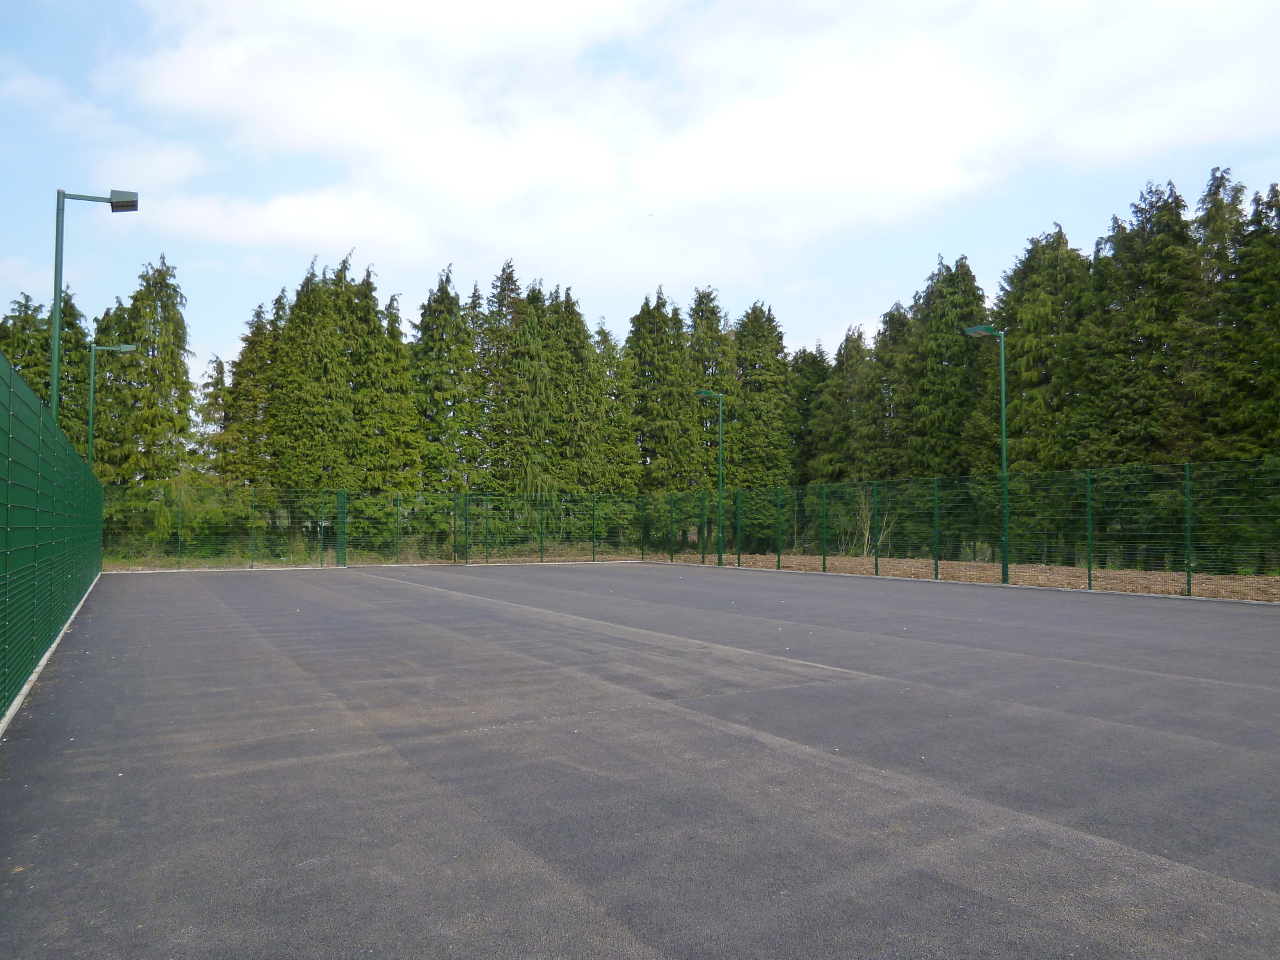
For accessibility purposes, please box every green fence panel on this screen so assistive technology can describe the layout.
[94,457,1280,602]
[1,350,102,724]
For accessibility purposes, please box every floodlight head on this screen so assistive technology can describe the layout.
[696,389,714,397]
[109,190,139,213]
[117,344,137,353]
[965,324,997,339]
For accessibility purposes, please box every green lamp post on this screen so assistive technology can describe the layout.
[965,324,1009,584]
[695,389,725,566]
[50,189,139,423]
[87,343,136,468]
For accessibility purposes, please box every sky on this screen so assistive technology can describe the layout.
[4,0,1280,384]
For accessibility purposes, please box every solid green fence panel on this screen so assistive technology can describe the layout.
[1,349,102,726]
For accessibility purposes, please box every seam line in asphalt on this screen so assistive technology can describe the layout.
[407,566,1280,692]
[345,570,1279,765]
[309,572,1280,905]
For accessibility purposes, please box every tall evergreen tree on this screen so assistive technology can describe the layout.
[412,268,480,491]
[1233,183,1280,455]
[220,299,281,485]
[729,302,793,489]
[994,228,1090,471]
[338,263,422,491]
[687,288,737,490]
[594,326,641,495]
[808,327,884,482]
[195,357,229,475]
[484,269,554,494]
[92,257,195,482]
[1077,183,1207,466]
[626,289,698,492]
[544,286,607,492]
[899,258,988,478]
[265,264,355,489]
[1,291,92,453]
[788,344,831,486]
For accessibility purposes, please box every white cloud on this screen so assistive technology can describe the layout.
[11,0,1280,358]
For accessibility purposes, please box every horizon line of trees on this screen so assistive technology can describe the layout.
[4,167,1279,495]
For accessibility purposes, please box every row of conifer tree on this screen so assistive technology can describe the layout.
[2,168,1278,495]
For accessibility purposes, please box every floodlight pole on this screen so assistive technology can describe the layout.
[50,188,139,423]
[87,343,136,468]
[696,389,725,565]
[965,324,1009,584]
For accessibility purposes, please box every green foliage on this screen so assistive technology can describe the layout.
[788,343,830,485]
[687,287,737,490]
[995,228,1090,471]
[626,289,698,492]
[266,263,356,489]
[1,290,92,454]
[729,302,793,489]
[92,257,194,483]
[412,267,479,491]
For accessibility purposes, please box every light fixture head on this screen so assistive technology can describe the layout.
[109,190,139,213]
[965,324,997,339]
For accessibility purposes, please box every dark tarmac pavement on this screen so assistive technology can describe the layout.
[2,562,1278,958]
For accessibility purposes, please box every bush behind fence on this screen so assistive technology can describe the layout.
[103,458,1280,601]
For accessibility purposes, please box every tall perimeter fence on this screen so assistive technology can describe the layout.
[1,353,103,724]
[104,458,1280,602]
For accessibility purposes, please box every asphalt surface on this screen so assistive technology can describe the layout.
[2,562,1278,959]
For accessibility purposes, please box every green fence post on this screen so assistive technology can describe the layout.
[670,496,680,563]
[735,489,742,567]
[336,490,347,567]
[393,494,400,564]
[539,495,545,563]
[932,477,940,580]
[484,495,490,564]
[872,480,879,577]
[591,494,597,562]
[701,490,707,564]
[465,492,472,565]
[1086,469,1093,590]
[176,486,183,570]
[1185,462,1192,597]
[775,487,782,571]
[640,495,647,561]
[451,492,458,564]
[821,484,828,573]
[249,488,256,570]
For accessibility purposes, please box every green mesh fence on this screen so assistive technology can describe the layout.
[2,351,103,724]
[102,458,1280,602]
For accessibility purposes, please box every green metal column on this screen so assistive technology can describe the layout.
[176,487,183,570]
[1185,462,1192,597]
[821,484,827,573]
[640,495,646,561]
[538,495,545,563]
[775,487,782,571]
[716,393,724,566]
[591,494,597,562]
[393,494,400,564]
[249,488,256,570]
[999,332,1009,585]
[669,492,675,563]
[1085,469,1093,590]
[872,480,879,576]
[465,492,472,565]
[335,490,347,567]
[700,490,707,564]
[451,492,458,563]
[484,495,490,564]
[932,477,940,580]
[736,489,742,567]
